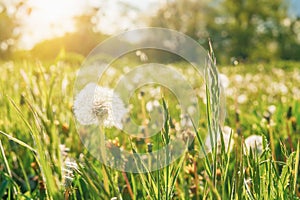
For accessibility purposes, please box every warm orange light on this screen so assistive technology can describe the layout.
[20,0,87,49]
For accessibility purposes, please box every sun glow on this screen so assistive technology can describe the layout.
[20,0,87,49]
[18,0,163,49]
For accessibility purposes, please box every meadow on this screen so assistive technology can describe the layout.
[0,57,299,200]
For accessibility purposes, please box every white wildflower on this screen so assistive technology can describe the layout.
[234,74,243,83]
[237,94,248,104]
[244,135,263,155]
[219,73,229,89]
[146,101,154,112]
[205,126,234,153]
[74,83,128,129]
[146,100,160,112]
[149,87,161,99]
[267,105,276,114]
[106,67,117,77]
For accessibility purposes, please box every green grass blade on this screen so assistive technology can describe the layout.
[9,97,61,199]
[0,131,37,153]
[293,141,300,195]
[0,140,16,195]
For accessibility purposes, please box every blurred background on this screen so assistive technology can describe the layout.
[1,1,300,199]
[0,0,300,64]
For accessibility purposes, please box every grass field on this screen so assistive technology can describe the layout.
[0,58,299,199]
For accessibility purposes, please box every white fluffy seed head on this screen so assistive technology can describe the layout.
[244,135,263,155]
[74,83,128,129]
[205,126,234,153]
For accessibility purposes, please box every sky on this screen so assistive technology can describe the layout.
[290,0,300,18]
[12,0,300,50]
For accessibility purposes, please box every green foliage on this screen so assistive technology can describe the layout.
[0,2,19,58]
[0,59,299,199]
[150,0,300,63]
[219,0,292,61]
[150,0,214,42]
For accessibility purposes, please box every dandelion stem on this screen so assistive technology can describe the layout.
[99,125,109,195]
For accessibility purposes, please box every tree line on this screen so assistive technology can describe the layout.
[1,0,300,64]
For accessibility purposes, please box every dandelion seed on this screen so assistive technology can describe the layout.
[244,135,263,155]
[136,50,148,62]
[60,144,79,190]
[74,83,128,129]
[62,158,78,188]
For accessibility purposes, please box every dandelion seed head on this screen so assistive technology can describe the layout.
[205,126,234,153]
[234,74,243,83]
[74,83,128,129]
[219,73,229,88]
[237,94,248,104]
[244,135,263,155]
[267,105,276,114]
[149,87,161,99]
[146,101,154,112]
